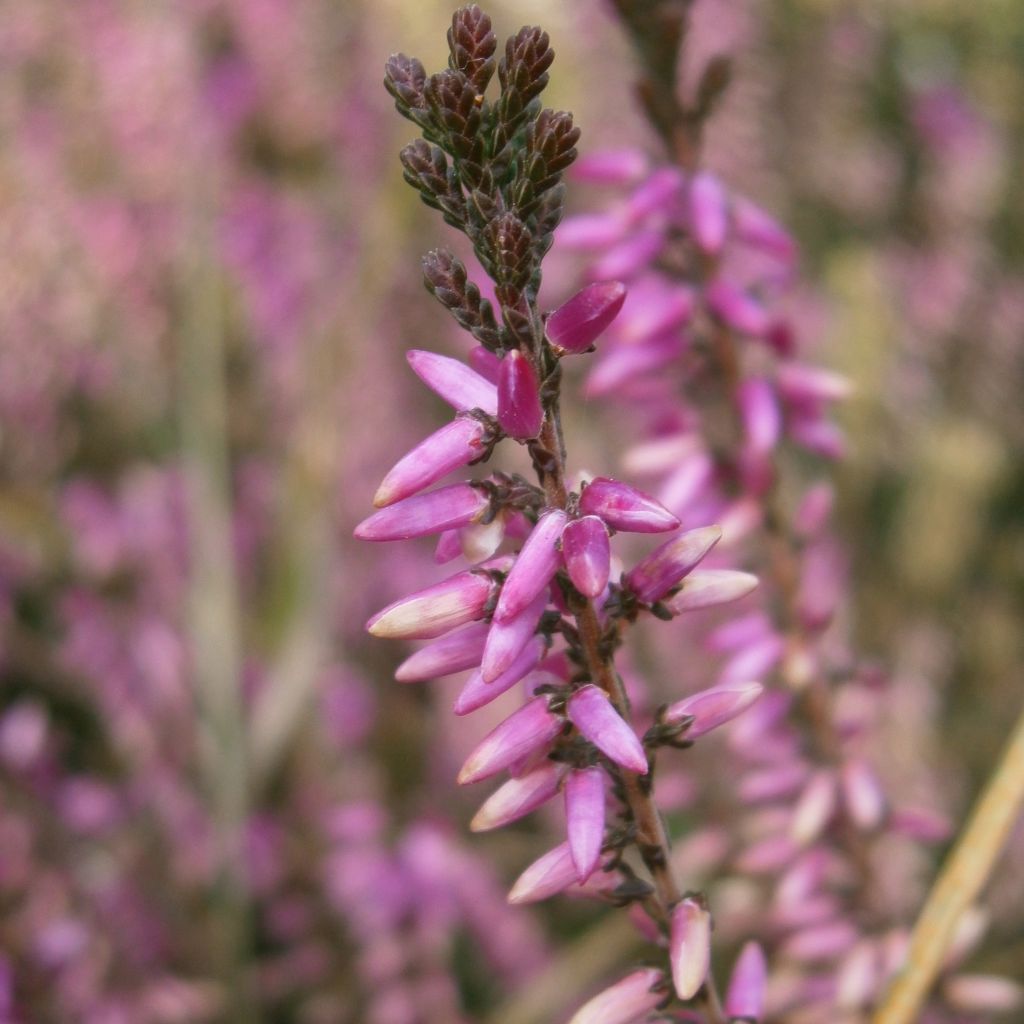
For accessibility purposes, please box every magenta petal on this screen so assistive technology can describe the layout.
[689,172,729,255]
[470,761,565,832]
[354,483,489,542]
[567,685,648,775]
[481,590,548,682]
[572,148,648,185]
[725,942,767,1020]
[454,635,544,716]
[434,528,463,563]
[457,696,564,785]
[624,525,722,604]
[565,767,606,881]
[567,968,667,1024]
[664,682,764,738]
[366,559,511,640]
[507,840,579,905]
[497,350,544,440]
[579,477,679,534]
[493,510,568,622]
[469,345,502,384]
[406,349,499,415]
[669,897,711,1000]
[394,622,490,682]
[662,571,759,615]
[733,196,797,264]
[739,377,781,456]
[561,516,611,598]
[374,416,488,507]
[706,279,770,337]
[546,281,627,354]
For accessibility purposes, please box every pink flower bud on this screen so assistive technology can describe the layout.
[624,525,722,604]
[567,968,667,1024]
[591,229,664,280]
[546,281,627,354]
[469,345,502,384]
[561,516,611,598]
[394,622,490,682]
[739,763,809,803]
[585,334,685,397]
[373,416,488,507]
[628,167,685,219]
[739,377,781,455]
[565,767,606,882]
[836,941,879,1010]
[777,363,852,407]
[779,921,858,962]
[507,840,579,904]
[557,211,631,250]
[689,172,729,255]
[572,148,648,185]
[366,559,511,640]
[434,528,464,563]
[662,570,759,615]
[732,196,797,264]
[354,483,489,541]
[664,682,764,739]
[493,510,568,622]
[669,897,711,1000]
[454,635,544,716]
[470,761,565,832]
[457,697,564,785]
[944,974,1024,1014]
[725,942,767,1020]
[789,413,846,460]
[406,349,499,415]
[841,758,886,831]
[705,279,770,337]
[481,590,548,682]
[497,350,543,440]
[794,482,835,539]
[790,770,838,846]
[579,477,679,534]
[567,685,648,775]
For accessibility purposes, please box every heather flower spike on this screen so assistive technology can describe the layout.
[669,897,711,1000]
[579,477,680,533]
[546,280,628,354]
[565,766,606,881]
[567,685,648,775]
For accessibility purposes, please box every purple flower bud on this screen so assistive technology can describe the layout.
[662,570,759,615]
[572,148,648,185]
[794,482,835,539]
[733,196,797,264]
[689,172,729,255]
[457,696,564,785]
[394,622,490,682]
[705,279,770,337]
[836,941,879,1010]
[434,528,463,563]
[585,334,685,397]
[669,897,711,1000]
[567,968,667,1024]
[354,483,489,541]
[481,590,548,683]
[739,763,809,803]
[739,377,781,456]
[567,685,648,775]
[493,510,568,622]
[944,974,1024,1015]
[725,942,767,1020]
[777,363,852,407]
[791,770,838,845]
[789,413,847,460]
[470,761,565,832]
[718,634,785,686]
[841,758,886,831]
[469,345,502,384]
[454,635,544,716]
[406,349,499,415]
[546,282,627,355]
[366,559,512,640]
[565,767,606,882]
[373,416,488,507]
[497,350,544,440]
[592,229,664,280]
[507,840,579,905]
[561,516,611,598]
[779,921,858,962]
[579,477,680,534]
[890,806,952,844]
[557,211,631,250]
[628,167,685,219]
[664,682,764,739]
[624,525,722,603]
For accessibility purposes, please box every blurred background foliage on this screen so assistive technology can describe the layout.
[0,0,1021,1021]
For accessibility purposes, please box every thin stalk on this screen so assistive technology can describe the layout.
[872,702,1024,1024]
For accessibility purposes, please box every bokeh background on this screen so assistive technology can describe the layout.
[1,1,1022,1021]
